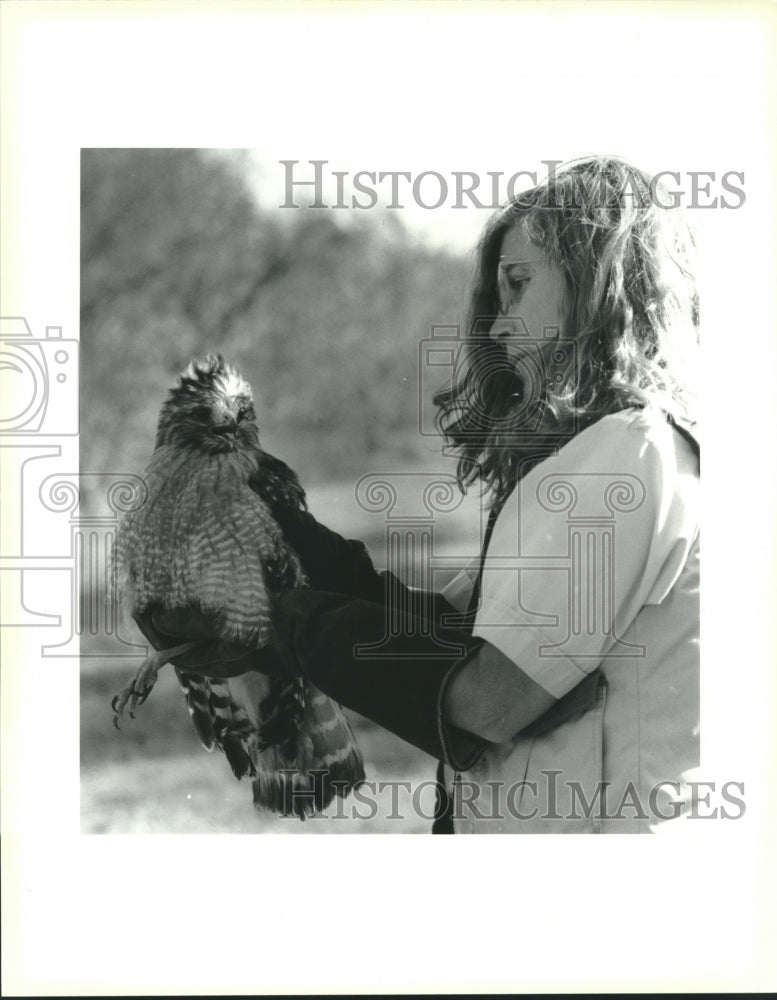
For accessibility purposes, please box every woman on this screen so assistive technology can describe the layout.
[149,155,701,833]
[426,155,701,831]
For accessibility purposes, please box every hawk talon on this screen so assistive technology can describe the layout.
[110,642,195,727]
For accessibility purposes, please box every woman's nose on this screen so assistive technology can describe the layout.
[489,315,510,343]
[489,315,526,343]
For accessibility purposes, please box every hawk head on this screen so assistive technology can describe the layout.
[155,354,261,454]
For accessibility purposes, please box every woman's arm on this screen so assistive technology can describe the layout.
[271,506,463,626]
[268,509,559,741]
[270,589,569,767]
[139,588,594,768]
[442,641,555,743]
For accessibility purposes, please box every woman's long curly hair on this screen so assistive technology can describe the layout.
[434,155,700,509]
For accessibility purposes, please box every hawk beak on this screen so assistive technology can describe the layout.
[211,400,240,436]
[212,417,237,436]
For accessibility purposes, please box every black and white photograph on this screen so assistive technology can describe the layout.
[79,147,706,836]
[2,0,776,995]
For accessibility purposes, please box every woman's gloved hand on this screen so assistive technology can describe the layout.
[134,590,603,770]
[133,588,487,769]
[271,588,487,769]
[133,605,291,678]
[270,507,387,601]
[271,507,468,629]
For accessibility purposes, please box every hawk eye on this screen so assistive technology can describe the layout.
[193,405,211,422]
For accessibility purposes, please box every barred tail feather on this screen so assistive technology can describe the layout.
[175,669,216,750]
[250,685,365,821]
[256,677,306,750]
[176,669,257,780]
[208,680,257,781]
[177,669,365,821]
[219,731,256,781]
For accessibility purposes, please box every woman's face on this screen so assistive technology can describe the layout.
[490,221,567,361]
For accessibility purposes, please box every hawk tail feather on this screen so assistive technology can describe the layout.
[177,670,364,820]
[176,669,257,780]
[175,669,216,750]
[256,677,306,751]
[251,686,365,820]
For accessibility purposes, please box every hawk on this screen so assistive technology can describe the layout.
[111,354,365,819]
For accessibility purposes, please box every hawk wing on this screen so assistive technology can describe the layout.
[247,449,308,513]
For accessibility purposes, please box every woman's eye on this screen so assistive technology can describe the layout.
[500,277,529,311]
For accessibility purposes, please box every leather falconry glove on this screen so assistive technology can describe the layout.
[268,590,605,760]
[133,605,289,678]
[270,506,386,600]
[141,590,488,771]
[268,588,487,770]
[270,507,465,628]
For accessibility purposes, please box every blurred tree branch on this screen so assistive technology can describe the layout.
[80,148,470,515]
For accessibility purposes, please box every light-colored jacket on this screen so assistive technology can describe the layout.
[441,408,700,833]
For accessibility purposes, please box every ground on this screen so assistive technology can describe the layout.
[81,646,440,835]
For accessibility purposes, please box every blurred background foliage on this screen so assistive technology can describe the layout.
[81,148,472,502]
[80,148,482,832]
